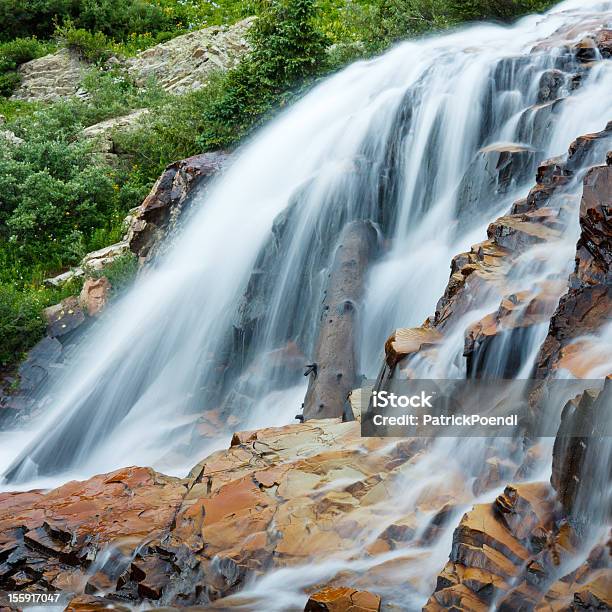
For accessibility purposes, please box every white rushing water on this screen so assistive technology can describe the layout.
[1,1,611,606]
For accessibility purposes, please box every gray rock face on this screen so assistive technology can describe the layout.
[81,109,150,162]
[10,19,252,103]
[303,220,378,420]
[10,49,88,103]
[17,337,63,394]
[125,18,253,94]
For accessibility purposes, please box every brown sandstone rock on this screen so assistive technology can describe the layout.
[304,586,381,612]
[79,277,111,317]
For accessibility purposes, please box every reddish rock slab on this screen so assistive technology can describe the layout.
[304,586,381,612]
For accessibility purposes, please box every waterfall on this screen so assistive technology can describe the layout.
[2,0,611,498]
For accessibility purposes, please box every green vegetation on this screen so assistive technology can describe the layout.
[0,0,558,371]
[87,252,139,296]
[0,37,55,96]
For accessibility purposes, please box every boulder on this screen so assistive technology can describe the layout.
[43,296,86,338]
[126,151,230,263]
[81,109,149,163]
[10,49,87,102]
[304,586,381,611]
[79,277,111,317]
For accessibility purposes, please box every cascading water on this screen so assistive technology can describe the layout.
[1,1,611,607]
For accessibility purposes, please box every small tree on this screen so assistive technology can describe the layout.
[199,0,329,149]
[250,0,328,88]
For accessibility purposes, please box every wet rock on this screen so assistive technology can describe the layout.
[303,221,378,420]
[43,296,86,338]
[572,37,598,63]
[127,151,230,263]
[594,29,612,58]
[65,594,130,611]
[456,144,536,223]
[537,69,566,103]
[16,337,63,394]
[573,164,611,287]
[304,586,381,611]
[464,282,566,378]
[79,277,111,317]
[425,483,567,611]
[384,327,442,369]
[0,467,185,595]
[535,162,612,378]
[551,384,611,524]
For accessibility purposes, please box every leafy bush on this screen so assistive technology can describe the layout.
[445,0,555,22]
[0,37,54,96]
[199,0,328,149]
[55,22,112,63]
[347,0,558,51]
[0,98,145,269]
[0,0,169,42]
[0,0,257,45]
[0,283,45,365]
[87,252,138,295]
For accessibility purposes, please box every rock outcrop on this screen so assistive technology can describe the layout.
[10,49,87,102]
[126,19,252,94]
[81,109,149,163]
[10,20,252,104]
[0,419,430,607]
[380,122,611,383]
[423,482,611,611]
[535,159,612,378]
[126,151,230,263]
[551,384,611,524]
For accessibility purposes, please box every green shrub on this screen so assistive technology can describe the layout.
[0,283,45,366]
[87,252,138,295]
[0,99,144,269]
[55,22,112,63]
[199,0,328,149]
[0,0,170,42]
[348,0,558,51]
[444,0,555,22]
[0,37,54,97]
